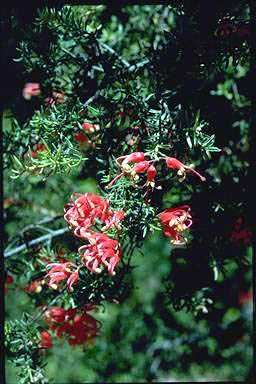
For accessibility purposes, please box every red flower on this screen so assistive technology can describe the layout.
[74,132,96,148]
[118,152,146,169]
[159,206,192,245]
[6,275,14,284]
[24,278,45,293]
[230,217,252,244]
[46,262,79,291]
[165,157,206,182]
[44,91,65,107]
[107,152,151,188]
[147,165,157,183]
[22,83,41,100]
[82,122,100,133]
[44,307,67,324]
[39,331,52,349]
[78,231,121,276]
[74,132,89,144]
[64,193,124,235]
[238,291,253,306]
[31,143,46,159]
[4,274,14,295]
[43,306,101,347]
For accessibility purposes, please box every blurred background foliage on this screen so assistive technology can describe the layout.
[4,3,253,383]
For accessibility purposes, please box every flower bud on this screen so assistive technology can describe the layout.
[132,161,149,174]
[122,152,145,165]
[147,165,157,181]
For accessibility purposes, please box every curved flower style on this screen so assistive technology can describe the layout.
[78,231,122,276]
[165,157,206,182]
[107,152,152,188]
[64,193,124,236]
[45,262,79,291]
[159,206,192,245]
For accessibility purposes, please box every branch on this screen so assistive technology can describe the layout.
[4,227,70,258]
[98,41,150,72]
[98,41,130,68]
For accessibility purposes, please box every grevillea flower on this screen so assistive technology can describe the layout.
[43,306,101,347]
[130,161,150,179]
[82,122,100,133]
[39,331,52,349]
[107,152,151,188]
[78,231,121,276]
[102,210,125,232]
[44,307,67,324]
[74,132,96,148]
[64,193,124,235]
[44,91,65,107]
[22,83,41,100]
[159,206,192,245]
[165,157,206,182]
[45,262,79,291]
[31,143,46,159]
[24,278,46,293]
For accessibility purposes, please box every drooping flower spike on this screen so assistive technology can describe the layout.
[78,230,121,276]
[159,205,193,246]
[165,157,206,182]
[64,192,124,236]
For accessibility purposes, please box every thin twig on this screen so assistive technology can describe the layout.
[4,227,70,258]
[129,58,150,72]
[83,90,103,108]
[61,47,77,59]
[99,41,130,68]
[20,215,64,233]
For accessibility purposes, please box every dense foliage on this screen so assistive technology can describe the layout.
[4,3,254,383]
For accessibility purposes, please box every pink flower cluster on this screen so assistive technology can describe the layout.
[64,193,124,276]
[43,305,101,347]
[45,262,79,292]
[22,83,41,100]
[22,82,65,108]
[78,230,122,276]
[159,206,192,245]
